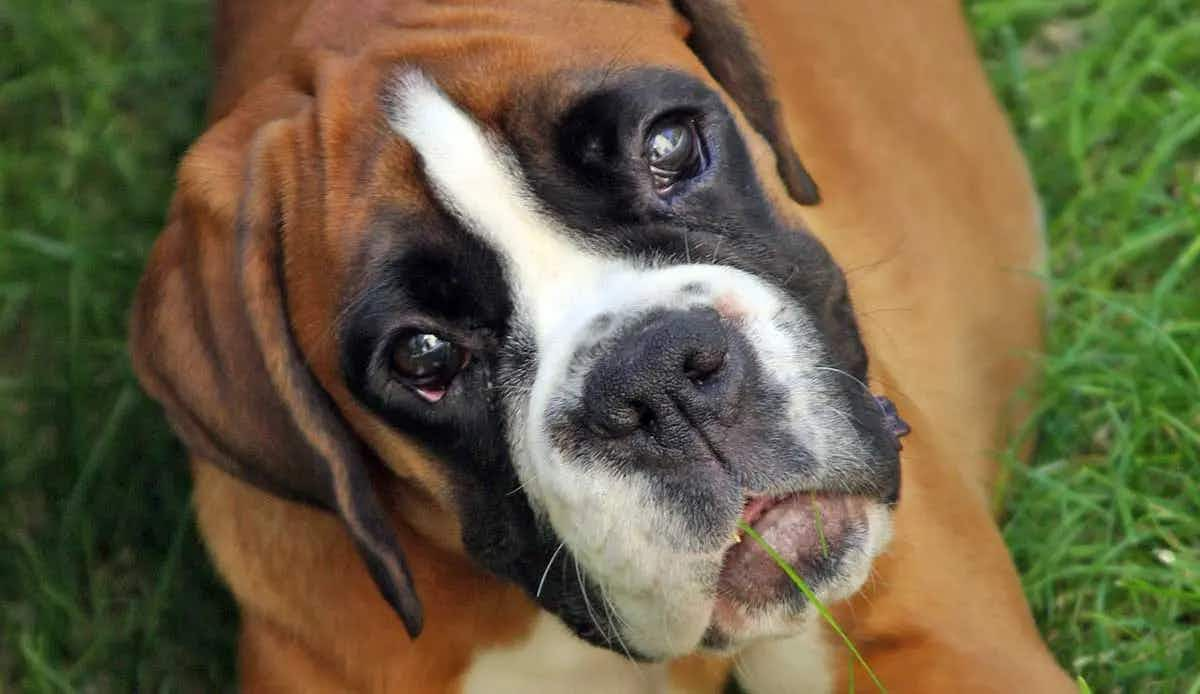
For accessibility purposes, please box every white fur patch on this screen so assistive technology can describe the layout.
[462,613,671,694]
[734,614,832,694]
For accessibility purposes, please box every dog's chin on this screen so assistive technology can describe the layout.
[699,493,893,651]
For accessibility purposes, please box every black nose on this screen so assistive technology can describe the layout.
[582,308,745,443]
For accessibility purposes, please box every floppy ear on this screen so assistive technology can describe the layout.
[672,0,821,205]
[130,88,423,637]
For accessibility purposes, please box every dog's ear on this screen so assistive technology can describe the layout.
[672,0,820,205]
[130,84,423,637]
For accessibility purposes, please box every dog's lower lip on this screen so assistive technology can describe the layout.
[731,492,815,544]
[714,492,871,631]
[727,490,863,555]
[738,493,779,528]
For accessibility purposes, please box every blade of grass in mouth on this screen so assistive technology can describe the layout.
[737,520,887,693]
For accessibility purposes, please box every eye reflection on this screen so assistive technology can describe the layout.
[390,332,467,401]
[645,117,704,192]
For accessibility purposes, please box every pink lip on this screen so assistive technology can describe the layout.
[714,492,871,635]
[739,494,778,527]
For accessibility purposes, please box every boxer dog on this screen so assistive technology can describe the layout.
[130,0,1075,691]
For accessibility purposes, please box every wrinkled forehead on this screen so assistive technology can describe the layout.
[307,0,715,265]
[349,0,704,121]
[373,0,700,91]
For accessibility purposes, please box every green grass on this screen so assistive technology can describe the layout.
[1,0,1197,691]
[971,0,1200,688]
[0,1,235,691]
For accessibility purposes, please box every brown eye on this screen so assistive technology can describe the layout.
[391,332,467,402]
[645,118,704,193]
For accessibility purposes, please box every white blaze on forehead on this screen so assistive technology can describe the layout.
[386,70,612,342]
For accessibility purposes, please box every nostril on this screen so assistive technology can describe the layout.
[633,400,656,431]
[683,348,726,386]
[588,400,656,438]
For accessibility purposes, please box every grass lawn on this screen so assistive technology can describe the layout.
[2,0,1197,691]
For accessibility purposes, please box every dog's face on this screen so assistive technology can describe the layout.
[133,0,903,663]
[338,61,902,656]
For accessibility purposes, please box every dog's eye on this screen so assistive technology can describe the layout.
[645,117,705,194]
[390,332,467,402]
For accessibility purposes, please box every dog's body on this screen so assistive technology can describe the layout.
[132,1,1073,691]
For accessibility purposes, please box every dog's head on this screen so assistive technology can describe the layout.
[132,0,904,660]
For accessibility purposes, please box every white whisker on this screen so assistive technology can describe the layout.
[574,556,611,645]
[536,541,566,598]
[813,365,888,419]
[597,580,646,682]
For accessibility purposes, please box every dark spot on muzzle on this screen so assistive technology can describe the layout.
[873,394,911,450]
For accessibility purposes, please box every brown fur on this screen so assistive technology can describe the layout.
[132,0,1073,690]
